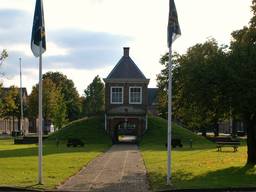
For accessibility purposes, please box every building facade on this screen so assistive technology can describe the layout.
[104,47,150,143]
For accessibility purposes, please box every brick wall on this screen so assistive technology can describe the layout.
[105,82,148,113]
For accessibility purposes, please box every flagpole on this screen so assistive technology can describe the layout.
[167,46,173,185]
[38,40,43,185]
[19,58,23,133]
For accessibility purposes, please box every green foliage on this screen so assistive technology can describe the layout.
[155,0,256,163]
[52,93,67,131]
[229,27,256,117]
[43,72,81,121]
[157,40,229,134]
[27,86,38,119]
[0,84,3,114]
[0,50,8,115]
[83,75,105,116]
[28,79,66,129]
[228,2,256,164]
[156,53,169,118]
[2,86,20,118]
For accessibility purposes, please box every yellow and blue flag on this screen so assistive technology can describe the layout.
[31,0,46,57]
[168,0,181,48]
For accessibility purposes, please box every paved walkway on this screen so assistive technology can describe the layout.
[58,144,151,192]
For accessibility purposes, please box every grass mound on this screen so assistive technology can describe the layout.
[141,116,212,148]
[48,116,111,145]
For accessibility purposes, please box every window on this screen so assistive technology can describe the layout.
[111,87,123,104]
[129,87,142,104]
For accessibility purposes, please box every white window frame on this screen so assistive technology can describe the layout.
[110,86,123,104]
[129,86,142,104]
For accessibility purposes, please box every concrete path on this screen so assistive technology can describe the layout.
[58,144,151,192]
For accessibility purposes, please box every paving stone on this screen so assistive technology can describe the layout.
[58,144,151,192]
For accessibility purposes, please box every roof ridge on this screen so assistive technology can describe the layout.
[106,49,147,80]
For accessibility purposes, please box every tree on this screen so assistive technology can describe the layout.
[83,75,104,116]
[157,40,229,136]
[0,49,8,66]
[2,86,20,131]
[52,93,67,131]
[156,53,169,119]
[0,49,8,111]
[43,72,81,121]
[28,79,66,130]
[228,1,256,164]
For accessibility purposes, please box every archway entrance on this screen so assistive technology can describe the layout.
[113,120,138,144]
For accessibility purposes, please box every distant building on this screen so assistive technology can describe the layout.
[104,47,150,143]
[0,87,29,135]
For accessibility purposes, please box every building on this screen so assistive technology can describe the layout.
[104,47,150,143]
[0,87,29,135]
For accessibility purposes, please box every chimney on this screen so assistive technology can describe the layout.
[123,47,130,57]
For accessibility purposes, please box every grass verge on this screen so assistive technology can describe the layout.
[0,116,111,189]
[140,116,256,191]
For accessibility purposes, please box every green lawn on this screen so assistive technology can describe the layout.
[141,116,256,191]
[2,115,256,191]
[0,117,111,189]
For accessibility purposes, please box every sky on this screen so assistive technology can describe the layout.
[0,0,253,95]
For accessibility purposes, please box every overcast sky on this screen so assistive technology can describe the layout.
[0,0,253,95]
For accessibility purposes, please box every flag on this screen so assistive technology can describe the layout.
[168,0,181,48]
[31,0,46,57]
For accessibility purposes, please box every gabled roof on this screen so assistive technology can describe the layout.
[106,47,147,79]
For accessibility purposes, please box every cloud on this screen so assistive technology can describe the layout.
[0,8,131,75]
[46,30,131,69]
[0,9,31,44]
[2,30,131,76]
[0,9,30,30]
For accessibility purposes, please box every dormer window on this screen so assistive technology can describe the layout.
[111,87,123,104]
[129,87,142,104]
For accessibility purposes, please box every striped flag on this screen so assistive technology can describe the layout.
[31,0,46,57]
[168,0,181,48]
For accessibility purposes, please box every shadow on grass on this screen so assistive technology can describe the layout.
[0,143,111,159]
[140,144,216,153]
[149,165,256,191]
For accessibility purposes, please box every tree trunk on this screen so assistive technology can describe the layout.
[18,117,21,132]
[246,117,256,165]
[34,118,37,133]
[202,128,207,137]
[232,119,237,137]
[213,122,219,137]
[12,116,15,132]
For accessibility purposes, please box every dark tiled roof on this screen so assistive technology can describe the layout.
[148,88,158,106]
[107,48,146,79]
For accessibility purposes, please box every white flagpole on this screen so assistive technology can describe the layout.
[38,40,43,185]
[19,58,23,133]
[167,46,173,185]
